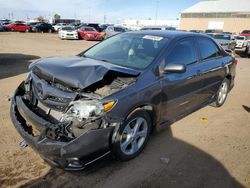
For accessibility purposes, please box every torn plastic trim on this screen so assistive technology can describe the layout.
[10,87,121,170]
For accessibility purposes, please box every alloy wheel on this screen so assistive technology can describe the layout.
[120,117,148,155]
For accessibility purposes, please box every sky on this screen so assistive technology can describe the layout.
[0,0,200,23]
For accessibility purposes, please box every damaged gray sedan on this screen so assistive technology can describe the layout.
[10,31,236,170]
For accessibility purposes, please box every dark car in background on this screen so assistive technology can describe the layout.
[205,29,223,33]
[31,22,54,33]
[10,31,236,170]
[208,33,236,50]
[190,30,203,33]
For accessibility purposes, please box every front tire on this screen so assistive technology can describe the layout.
[112,109,152,161]
[213,79,230,107]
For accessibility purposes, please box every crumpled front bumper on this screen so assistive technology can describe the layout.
[10,82,115,170]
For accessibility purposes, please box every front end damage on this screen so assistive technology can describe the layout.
[10,67,137,170]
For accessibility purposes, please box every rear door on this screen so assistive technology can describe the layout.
[195,37,229,100]
[160,37,206,123]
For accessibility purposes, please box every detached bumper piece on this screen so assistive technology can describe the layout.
[10,83,114,170]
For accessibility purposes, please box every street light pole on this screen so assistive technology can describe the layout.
[155,0,159,25]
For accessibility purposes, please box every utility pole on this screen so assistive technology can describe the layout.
[104,15,107,23]
[155,0,159,25]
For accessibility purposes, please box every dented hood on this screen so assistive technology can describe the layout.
[29,56,140,89]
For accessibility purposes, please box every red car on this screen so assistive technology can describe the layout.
[78,26,103,41]
[240,30,250,40]
[4,23,30,32]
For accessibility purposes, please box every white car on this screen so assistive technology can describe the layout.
[53,23,67,31]
[235,36,249,52]
[58,26,78,40]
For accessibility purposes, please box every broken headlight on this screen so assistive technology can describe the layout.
[61,100,117,122]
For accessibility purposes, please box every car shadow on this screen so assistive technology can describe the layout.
[242,105,250,113]
[0,53,40,79]
[21,127,243,188]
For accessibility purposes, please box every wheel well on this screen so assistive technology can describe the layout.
[129,105,157,133]
[226,74,232,81]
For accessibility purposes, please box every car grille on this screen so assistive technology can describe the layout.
[30,72,77,112]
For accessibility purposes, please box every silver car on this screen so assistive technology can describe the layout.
[105,26,127,39]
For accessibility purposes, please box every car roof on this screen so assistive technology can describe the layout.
[126,30,207,40]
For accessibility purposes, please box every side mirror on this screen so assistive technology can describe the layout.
[162,63,186,74]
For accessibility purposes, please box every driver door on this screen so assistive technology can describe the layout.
[159,38,206,123]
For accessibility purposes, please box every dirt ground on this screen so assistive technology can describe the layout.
[0,32,250,188]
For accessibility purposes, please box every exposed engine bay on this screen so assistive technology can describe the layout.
[21,68,137,142]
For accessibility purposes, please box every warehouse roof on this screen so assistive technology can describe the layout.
[182,0,250,13]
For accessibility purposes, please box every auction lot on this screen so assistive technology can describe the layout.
[0,32,250,188]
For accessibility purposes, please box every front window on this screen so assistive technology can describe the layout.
[83,33,168,70]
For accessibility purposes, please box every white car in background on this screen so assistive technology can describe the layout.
[53,23,67,31]
[58,26,78,40]
[235,36,249,53]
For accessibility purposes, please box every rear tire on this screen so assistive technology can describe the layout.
[213,79,230,107]
[111,109,152,161]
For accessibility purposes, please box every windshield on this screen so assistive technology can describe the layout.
[213,34,231,40]
[235,36,245,40]
[83,33,168,70]
[62,27,74,31]
[84,27,96,31]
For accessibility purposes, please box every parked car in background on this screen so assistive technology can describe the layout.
[31,23,54,33]
[10,31,237,170]
[53,23,67,31]
[0,23,4,31]
[105,26,127,38]
[99,24,112,32]
[78,26,103,40]
[234,36,249,54]
[3,23,30,32]
[208,33,236,50]
[75,23,88,29]
[59,26,78,40]
[190,30,203,33]
[240,30,250,40]
[87,23,102,32]
[141,26,176,31]
[68,22,81,29]
[205,29,223,34]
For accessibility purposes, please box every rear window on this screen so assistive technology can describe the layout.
[241,30,250,34]
[198,39,221,60]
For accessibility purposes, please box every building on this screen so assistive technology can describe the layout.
[123,19,179,30]
[180,0,250,34]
